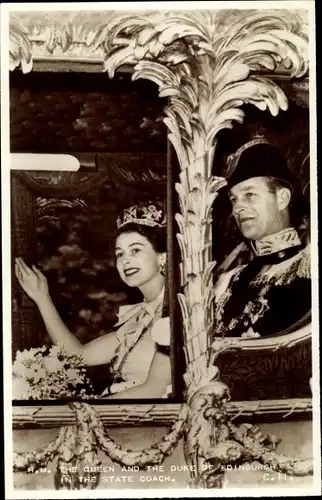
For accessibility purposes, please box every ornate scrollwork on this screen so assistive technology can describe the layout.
[184,367,312,488]
[12,170,111,198]
[10,8,312,489]
[9,16,33,73]
[13,403,189,489]
[13,402,312,490]
[36,197,88,217]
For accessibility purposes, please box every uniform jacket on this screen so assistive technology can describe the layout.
[214,228,311,338]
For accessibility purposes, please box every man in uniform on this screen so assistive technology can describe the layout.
[215,138,311,338]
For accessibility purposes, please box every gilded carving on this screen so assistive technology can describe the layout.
[10,8,312,489]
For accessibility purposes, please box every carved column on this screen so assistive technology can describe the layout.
[11,174,43,355]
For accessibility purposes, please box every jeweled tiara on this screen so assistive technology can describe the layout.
[116,204,165,229]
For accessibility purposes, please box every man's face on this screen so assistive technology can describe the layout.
[229,176,287,240]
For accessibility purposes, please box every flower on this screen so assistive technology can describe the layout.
[43,356,63,374]
[12,345,95,400]
[15,348,39,363]
[32,367,46,383]
[50,345,62,357]
[66,368,81,383]
[12,378,31,399]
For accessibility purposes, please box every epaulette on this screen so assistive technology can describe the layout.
[297,243,311,279]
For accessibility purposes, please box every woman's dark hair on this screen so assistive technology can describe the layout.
[112,222,167,253]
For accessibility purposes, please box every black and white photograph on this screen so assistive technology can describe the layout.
[1,1,320,497]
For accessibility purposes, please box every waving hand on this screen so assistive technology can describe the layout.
[15,258,49,305]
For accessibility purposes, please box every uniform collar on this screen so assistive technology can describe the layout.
[251,227,302,257]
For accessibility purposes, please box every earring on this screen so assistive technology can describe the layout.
[160,258,166,275]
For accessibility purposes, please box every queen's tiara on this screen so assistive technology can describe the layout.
[116,204,165,229]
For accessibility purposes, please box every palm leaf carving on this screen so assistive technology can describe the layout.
[100,9,309,384]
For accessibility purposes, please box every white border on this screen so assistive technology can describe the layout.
[1,1,320,498]
[307,1,321,495]
[2,0,315,12]
[1,4,14,498]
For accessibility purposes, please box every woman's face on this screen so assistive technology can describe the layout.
[115,231,163,288]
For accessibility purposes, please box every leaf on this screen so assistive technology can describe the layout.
[46,28,57,54]
[158,85,180,99]
[60,25,73,53]
[103,45,134,78]
[165,52,189,66]
[104,13,151,43]
[206,108,245,145]
[88,24,111,49]
[157,24,207,47]
[133,43,150,60]
[147,38,166,58]
[21,59,33,74]
[136,25,156,46]
[227,10,301,40]
[214,62,250,91]
[169,98,193,136]
[154,14,211,42]
[177,293,189,325]
[214,12,308,82]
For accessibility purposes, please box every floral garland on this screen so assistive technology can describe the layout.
[13,402,189,489]
[12,395,313,489]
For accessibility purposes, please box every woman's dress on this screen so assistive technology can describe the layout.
[101,290,171,397]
